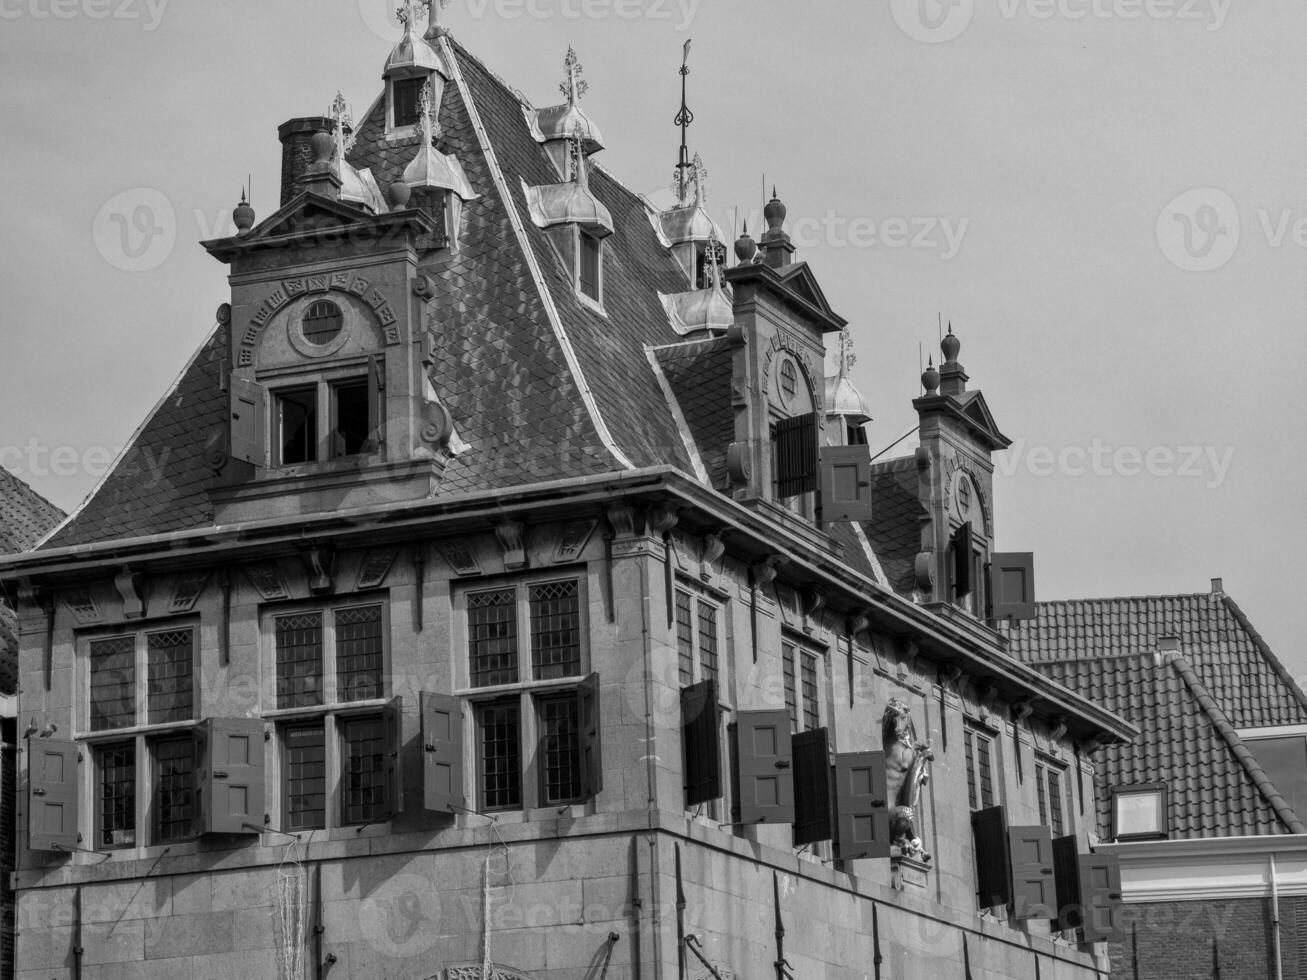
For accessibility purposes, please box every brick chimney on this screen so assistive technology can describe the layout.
[278,116,334,207]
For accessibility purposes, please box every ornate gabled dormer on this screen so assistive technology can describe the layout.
[525,132,614,307]
[526,47,606,179]
[383,0,449,141]
[912,326,1018,621]
[201,114,463,523]
[825,327,872,446]
[659,230,733,336]
[393,79,478,247]
[327,94,386,214]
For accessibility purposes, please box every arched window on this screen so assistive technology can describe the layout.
[302,301,343,346]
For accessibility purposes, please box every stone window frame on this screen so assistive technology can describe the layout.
[963,719,1002,812]
[1110,782,1169,842]
[1035,753,1068,837]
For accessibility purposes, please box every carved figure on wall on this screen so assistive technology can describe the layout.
[883,697,934,862]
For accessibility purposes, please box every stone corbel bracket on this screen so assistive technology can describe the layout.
[115,567,147,620]
[699,531,726,582]
[750,555,784,592]
[802,589,828,636]
[301,546,336,596]
[495,521,527,571]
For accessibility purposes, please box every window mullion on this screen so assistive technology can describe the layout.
[136,634,148,728]
[323,611,337,706]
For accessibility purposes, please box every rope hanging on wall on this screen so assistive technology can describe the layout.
[480,822,517,980]
[275,840,308,980]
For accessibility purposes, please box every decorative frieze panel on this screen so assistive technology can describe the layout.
[168,572,210,614]
[436,538,484,577]
[244,562,290,601]
[554,520,597,564]
[62,587,102,625]
[356,546,402,590]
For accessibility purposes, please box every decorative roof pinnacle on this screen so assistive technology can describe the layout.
[560,46,589,105]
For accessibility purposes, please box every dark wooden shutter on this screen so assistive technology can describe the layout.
[1008,825,1056,920]
[1053,835,1083,932]
[953,522,973,596]
[383,696,403,819]
[681,680,721,807]
[366,354,384,450]
[733,709,795,825]
[229,377,267,466]
[833,751,891,861]
[818,446,874,522]
[421,692,464,813]
[775,413,819,498]
[792,728,833,846]
[1079,852,1126,942]
[199,718,265,835]
[579,673,603,799]
[988,553,1037,621]
[971,805,1012,909]
[28,738,78,852]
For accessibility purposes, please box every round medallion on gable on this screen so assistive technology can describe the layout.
[287,296,352,358]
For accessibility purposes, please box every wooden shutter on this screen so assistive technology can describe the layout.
[988,553,1037,621]
[1079,852,1126,942]
[818,446,874,523]
[579,673,603,799]
[198,718,265,835]
[971,805,1012,909]
[1053,834,1083,932]
[1008,825,1056,920]
[681,680,721,807]
[953,522,973,596]
[421,692,464,813]
[792,728,833,846]
[775,413,819,498]
[28,738,78,852]
[833,751,890,861]
[733,709,795,825]
[383,696,403,819]
[366,354,384,451]
[229,377,267,466]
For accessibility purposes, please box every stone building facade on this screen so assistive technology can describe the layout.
[1,9,1137,979]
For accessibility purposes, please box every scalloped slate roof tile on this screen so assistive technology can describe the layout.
[862,455,922,597]
[654,338,735,490]
[1,469,62,693]
[1005,594,1307,839]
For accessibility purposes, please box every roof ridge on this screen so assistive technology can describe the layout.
[1170,653,1307,834]
[1220,594,1307,717]
[439,36,635,473]
[1033,592,1213,606]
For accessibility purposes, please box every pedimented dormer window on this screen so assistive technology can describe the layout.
[272,370,378,467]
[391,76,427,131]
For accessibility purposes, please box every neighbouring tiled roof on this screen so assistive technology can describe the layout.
[1006,593,1307,839]
[0,469,62,693]
[654,338,735,490]
[862,455,922,597]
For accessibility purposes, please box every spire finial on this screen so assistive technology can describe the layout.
[329,91,356,169]
[672,39,695,205]
[419,0,450,39]
[571,127,588,187]
[414,79,440,143]
[941,323,961,364]
[837,327,857,380]
[735,220,756,264]
[560,46,589,104]
[705,229,724,291]
[921,355,940,395]
[233,186,256,234]
[396,0,418,29]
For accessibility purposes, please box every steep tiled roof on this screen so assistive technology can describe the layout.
[654,338,735,490]
[1006,593,1307,839]
[862,455,922,597]
[0,469,62,555]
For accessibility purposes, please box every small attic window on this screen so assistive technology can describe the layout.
[847,424,869,446]
[780,361,799,404]
[302,301,344,346]
[393,76,427,130]
[578,231,602,303]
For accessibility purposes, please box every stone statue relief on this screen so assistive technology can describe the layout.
[882,697,934,862]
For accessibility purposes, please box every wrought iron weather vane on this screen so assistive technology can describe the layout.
[673,39,695,205]
[559,46,589,104]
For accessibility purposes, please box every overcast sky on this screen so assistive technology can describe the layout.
[1,0,1303,687]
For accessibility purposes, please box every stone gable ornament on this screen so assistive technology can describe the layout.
[883,697,934,862]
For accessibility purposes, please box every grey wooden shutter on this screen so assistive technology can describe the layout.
[819,446,874,522]
[1079,852,1126,942]
[383,696,403,819]
[579,673,603,799]
[775,413,819,497]
[28,738,78,852]
[228,377,267,466]
[733,709,795,825]
[366,354,384,451]
[681,680,721,807]
[833,751,890,861]
[792,728,833,846]
[953,522,974,596]
[199,718,265,835]
[1052,834,1083,932]
[421,692,464,813]
[971,805,1012,909]
[988,553,1037,621]
[1008,825,1056,920]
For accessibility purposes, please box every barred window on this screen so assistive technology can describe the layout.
[478,701,522,812]
[336,606,383,702]
[469,589,518,687]
[154,736,195,844]
[276,613,324,709]
[530,581,581,680]
[96,742,136,848]
[540,696,582,805]
[284,724,326,832]
[342,716,388,826]
[675,591,695,686]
